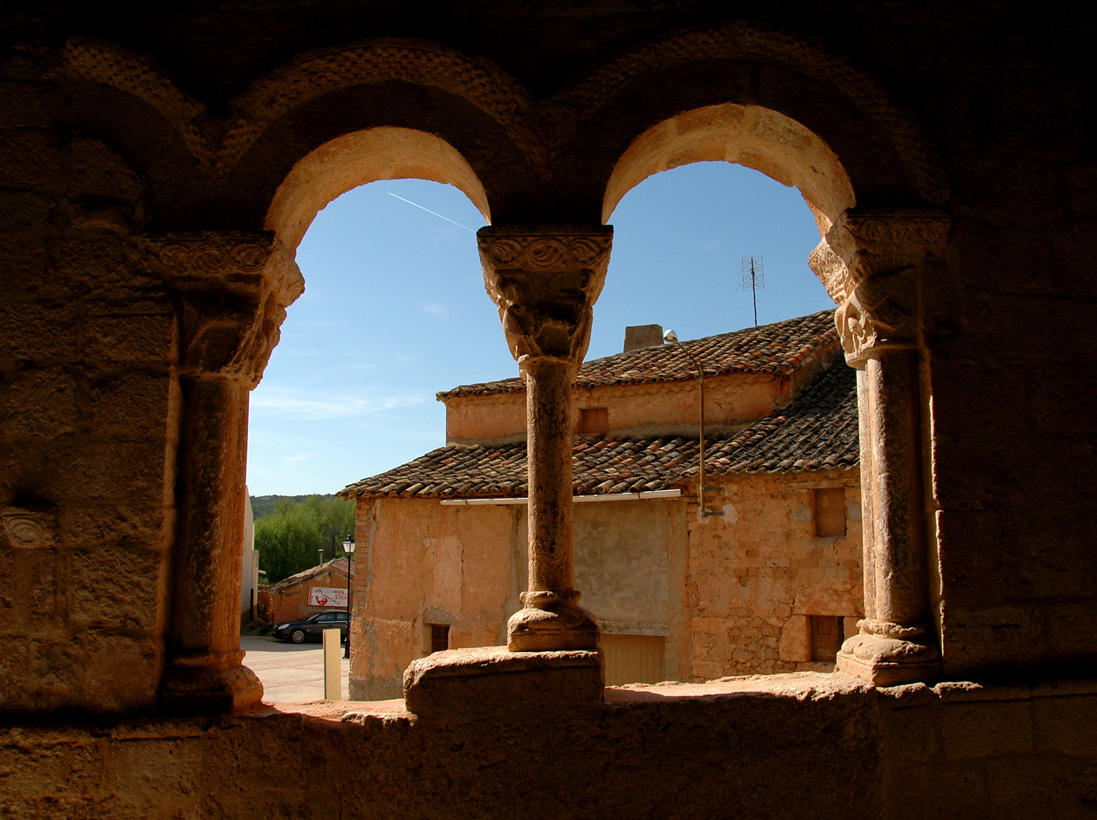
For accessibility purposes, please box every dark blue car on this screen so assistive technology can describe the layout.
[272,611,349,644]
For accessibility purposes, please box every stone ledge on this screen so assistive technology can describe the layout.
[403,645,603,724]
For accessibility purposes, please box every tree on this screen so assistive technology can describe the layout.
[254,495,355,584]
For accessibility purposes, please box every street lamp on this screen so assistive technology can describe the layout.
[664,329,706,516]
[341,533,355,659]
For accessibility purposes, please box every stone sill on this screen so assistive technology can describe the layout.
[247,671,1097,726]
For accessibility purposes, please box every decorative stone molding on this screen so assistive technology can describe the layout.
[143,232,304,384]
[221,38,540,177]
[841,210,950,285]
[478,226,612,363]
[62,39,211,167]
[0,506,56,550]
[561,23,949,206]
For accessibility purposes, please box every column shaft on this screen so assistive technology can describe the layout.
[523,356,576,594]
[865,353,927,627]
[160,374,263,713]
[477,225,611,652]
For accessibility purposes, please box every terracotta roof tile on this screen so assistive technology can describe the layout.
[342,358,857,500]
[438,310,838,399]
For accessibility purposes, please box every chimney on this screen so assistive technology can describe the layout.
[623,324,663,352]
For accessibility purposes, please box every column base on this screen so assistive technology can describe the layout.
[159,650,264,715]
[835,619,941,686]
[507,591,600,651]
[403,645,603,724]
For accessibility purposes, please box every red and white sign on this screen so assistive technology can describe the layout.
[308,586,348,608]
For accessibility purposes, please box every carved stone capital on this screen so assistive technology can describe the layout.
[143,232,304,384]
[835,272,919,366]
[834,208,950,286]
[478,226,612,363]
[828,210,949,366]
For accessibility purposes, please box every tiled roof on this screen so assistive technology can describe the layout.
[342,359,857,500]
[265,557,354,591]
[438,310,839,398]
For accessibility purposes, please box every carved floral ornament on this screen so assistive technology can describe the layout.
[478,227,613,363]
[1,507,55,550]
[819,210,949,365]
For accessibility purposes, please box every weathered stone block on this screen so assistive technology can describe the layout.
[0,295,79,363]
[70,545,165,633]
[85,371,175,442]
[58,504,172,553]
[1034,693,1097,756]
[78,630,160,712]
[403,646,603,725]
[941,700,1033,760]
[68,137,146,204]
[83,301,175,366]
[26,637,84,709]
[0,129,65,193]
[0,190,52,232]
[0,368,77,440]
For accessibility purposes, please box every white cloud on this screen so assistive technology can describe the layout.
[250,388,427,421]
[422,303,448,317]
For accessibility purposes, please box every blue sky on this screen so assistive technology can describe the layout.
[246,162,834,496]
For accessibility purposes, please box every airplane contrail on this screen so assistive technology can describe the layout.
[387,192,476,232]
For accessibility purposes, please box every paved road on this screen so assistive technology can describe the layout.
[242,635,350,704]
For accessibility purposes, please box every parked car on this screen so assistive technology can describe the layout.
[272,611,349,644]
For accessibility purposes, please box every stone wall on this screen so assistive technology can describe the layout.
[2,675,1094,818]
[688,471,863,677]
[1,1,1095,814]
[351,476,858,695]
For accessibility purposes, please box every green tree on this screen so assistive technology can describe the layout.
[254,495,355,583]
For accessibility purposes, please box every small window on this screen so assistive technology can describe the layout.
[809,615,844,661]
[814,487,846,537]
[429,623,450,653]
[578,407,609,434]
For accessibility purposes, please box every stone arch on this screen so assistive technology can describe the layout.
[536,22,946,223]
[567,29,953,686]
[600,102,854,302]
[209,39,535,234]
[264,127,490,252]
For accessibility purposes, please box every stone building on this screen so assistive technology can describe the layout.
[1,3,1095,817]
[341,311,862,697]
[257,556,353,626]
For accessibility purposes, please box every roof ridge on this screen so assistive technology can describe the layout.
[438,309,838,399]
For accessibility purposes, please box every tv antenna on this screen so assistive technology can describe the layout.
[741,256,765,327]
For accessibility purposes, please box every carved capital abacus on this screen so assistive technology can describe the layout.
[143,232,304,385]
[478,226,612,364]
[826,210,949,366]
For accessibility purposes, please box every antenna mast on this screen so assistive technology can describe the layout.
[741,256,765,327]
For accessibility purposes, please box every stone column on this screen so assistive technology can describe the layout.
[147,233,303,713]
[828,210,949,686]
[478,225,612,651]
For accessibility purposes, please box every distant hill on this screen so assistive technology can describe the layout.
[250,494,339,520]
